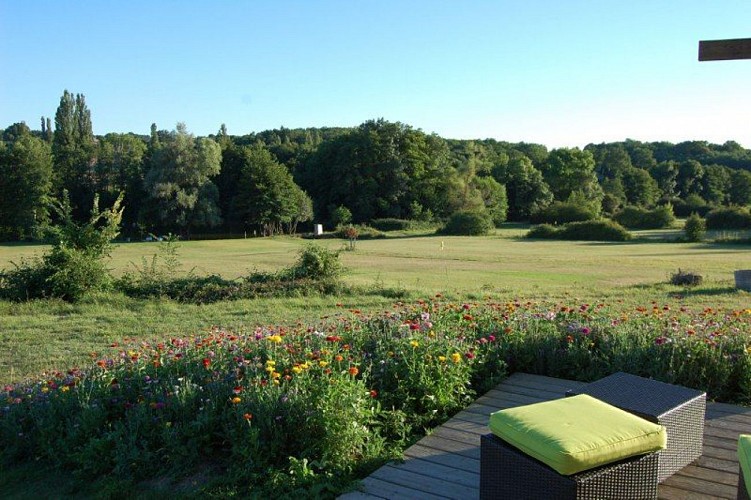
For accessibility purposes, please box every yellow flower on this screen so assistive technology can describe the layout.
[273,379,280,386]
[292,366,303,374]
[266,359,276,365]
[41,387,49,393]
[428,331,436,338]
[271,371,281,379]
[231,397,241,404]
[438,356,447,363]
[267,335,283,343]
[451,352,462,364]
[60,386,70,392]
[410,340,419,348]
[319,361,329,368]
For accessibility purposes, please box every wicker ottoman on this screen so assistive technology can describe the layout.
[481,434,660,500]
[567,372,706,482]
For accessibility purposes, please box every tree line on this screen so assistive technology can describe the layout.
[2,90,751,241]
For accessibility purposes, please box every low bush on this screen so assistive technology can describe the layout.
[525,224,559,239]
[526,220,631,241]
[705,206,751,230]
[683,213,706,242]
[117,244,345,304]
[369,218,414,231]
[0,192,123,302]
[673,194,711,217]
[335,224,385,240]
[670,269,703,287]
[438,210,493,236]
[529,201,598,225]
[613,205,675,229]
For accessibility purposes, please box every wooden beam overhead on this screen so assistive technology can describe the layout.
[698,38,751,61]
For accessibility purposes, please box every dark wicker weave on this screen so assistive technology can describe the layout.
[480,434,659,500]
[740,466,751,500]
[567,372,705,483]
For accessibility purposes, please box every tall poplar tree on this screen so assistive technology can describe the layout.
[52,90,97,218]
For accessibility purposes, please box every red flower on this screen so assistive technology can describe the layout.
[233,386,243,395]
[243,413,253,420]
[202,358,211,369]
[370,390,378,398]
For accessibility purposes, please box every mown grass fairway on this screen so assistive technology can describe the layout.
[2,229,751,385]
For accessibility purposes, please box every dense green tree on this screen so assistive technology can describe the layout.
[649,161,678,200]
[676,160,704,197]
[233,145,310,235]
[622,167,660,207]
[143,123,222,235]
[541,147,599,202]
[729,169,751,206]
[472,176,508,225]
[594,145,632,180]
[96,133,147,231]
[298,119,455,222]
[499,154,553,220]
[0,134,53,239]
[701,164,732,206]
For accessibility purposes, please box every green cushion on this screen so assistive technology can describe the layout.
[738,435,751,496]
[488,394,667,475]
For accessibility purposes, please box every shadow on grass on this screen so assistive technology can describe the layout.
[667,286,740,299]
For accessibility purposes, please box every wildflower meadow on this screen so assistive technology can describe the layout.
[3,297,751,497]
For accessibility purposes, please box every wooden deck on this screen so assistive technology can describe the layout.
[340,372,751,499]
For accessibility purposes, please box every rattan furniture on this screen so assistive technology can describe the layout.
[567,372,706,482]
[480,433,660,499]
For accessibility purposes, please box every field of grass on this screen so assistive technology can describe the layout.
[2,227,751,385]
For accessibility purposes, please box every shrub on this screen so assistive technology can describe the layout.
[613,205,675,229]
[670,269,703,287]
[284,244,343,282]
[705,206,751,230]
[369,218,414,231]
[525,224,559,239]
[529,201,597,225]
[0,192,123,302]
[438,210,493,236]
[673,194,711,217]
[335,224,385,240]
[557,220,632,241]
[330,206,352,227]
[683,213,706,242]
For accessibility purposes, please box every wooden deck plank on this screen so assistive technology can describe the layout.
[341,373,749,500]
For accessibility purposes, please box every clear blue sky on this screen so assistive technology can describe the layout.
[2,1,750,148]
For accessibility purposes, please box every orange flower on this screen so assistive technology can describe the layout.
[348,366,359,376]
[243,413,253,420]
[335,355,344,362]
[231,397,242,404]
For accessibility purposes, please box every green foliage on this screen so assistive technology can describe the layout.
[0,192,124,301]
[335,224,385,240]
[705,206,751,230]
[529,201,598,225]
[558,220,631,241]
[143,123,222,234]
[0,134,53,240]
[525,224,559,239]
[683,213,706,242]
[117,244,345,304]
[673,193,711,217]
[527,220,631,241]
[369,218,415,231]
[438,210,494,236]
[330,205,352,227]
[613,205,675,229]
